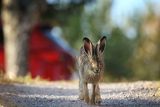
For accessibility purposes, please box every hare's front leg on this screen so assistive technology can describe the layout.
[90,84,96,105]
[78,67,84,100]
[78,79,84,100]
[95,84,102,104]
[83,82,89,103]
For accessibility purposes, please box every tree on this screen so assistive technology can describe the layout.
[2,0,46,79]
[1,0,92,79]
[131,5,160,80]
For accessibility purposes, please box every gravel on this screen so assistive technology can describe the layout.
[0,81,160,107]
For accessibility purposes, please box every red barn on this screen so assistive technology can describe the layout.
[0,25,75,81]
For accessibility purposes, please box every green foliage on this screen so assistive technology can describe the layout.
[43,0,160,81]
[60,1,135,81]
[129,3,160,80]
[104,27,134,80]
[63,10,83,50]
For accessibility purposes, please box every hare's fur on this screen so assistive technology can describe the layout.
[77,36,106,105]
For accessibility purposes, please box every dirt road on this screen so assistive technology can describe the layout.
[0,81,160,107]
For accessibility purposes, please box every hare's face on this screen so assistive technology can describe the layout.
[83,36,106,74]
[88,55,99,73]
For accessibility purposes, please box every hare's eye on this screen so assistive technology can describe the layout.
[99,63,103,67]
[90,61,93,65]
[91,62,94,65]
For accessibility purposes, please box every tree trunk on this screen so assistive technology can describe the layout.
[2,0,32,79]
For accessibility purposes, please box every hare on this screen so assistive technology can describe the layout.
[77,36,106,105]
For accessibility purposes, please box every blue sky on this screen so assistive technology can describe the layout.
[111,0,160,26]
[109,0,160,39]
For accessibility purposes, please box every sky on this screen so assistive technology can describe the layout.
[111,0,160,27]
[47,0,160,39]
[110,0,160,39]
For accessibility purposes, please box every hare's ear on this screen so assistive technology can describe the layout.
[97,36,106,53]
[83,37,93,55]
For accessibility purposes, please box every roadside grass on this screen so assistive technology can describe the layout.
[0,72,78,85]
[155,81,160,97]
[0,72,48,85]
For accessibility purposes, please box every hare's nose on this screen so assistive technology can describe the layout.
[96,69,99,73]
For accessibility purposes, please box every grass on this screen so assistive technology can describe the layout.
[0,72,78,85]
[0,72,48,85]
[155,81,160,97]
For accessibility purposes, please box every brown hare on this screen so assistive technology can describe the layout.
[77,36,106,105]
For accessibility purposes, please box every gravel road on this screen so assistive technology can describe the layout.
[0,81,160,107]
